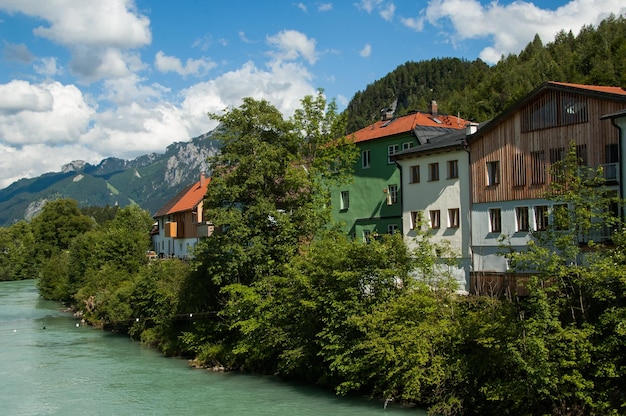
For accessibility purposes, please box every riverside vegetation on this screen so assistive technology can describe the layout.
[1,90,625,415]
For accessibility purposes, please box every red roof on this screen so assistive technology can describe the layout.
[548,82,626,96]
[154,174,210,217]
[351,111,469,144]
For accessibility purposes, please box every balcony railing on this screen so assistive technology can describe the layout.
[600,162,619,182]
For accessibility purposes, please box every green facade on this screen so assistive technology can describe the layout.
[331,132,418,240]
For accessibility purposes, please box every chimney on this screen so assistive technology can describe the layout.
[466,122,479,135]
[381,108,394,121]
[200,172,206,187]
[429,100,438,116]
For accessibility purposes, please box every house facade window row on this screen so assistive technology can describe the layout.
[410,207,461,230]
[408,159,459,184]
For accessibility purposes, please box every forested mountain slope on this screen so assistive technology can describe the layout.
[345,14,626,133]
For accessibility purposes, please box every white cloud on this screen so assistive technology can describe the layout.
[400,16,425,31]
[357,0,383,14]
[0,0,151,48]
[318,3,333,12]
[0,80,53,114]
[356,0,395,20]
[0,80,94,145]
[359,43,372,58]
[295,2,307,12]
[266,30,319,65]
[0,0,151,82]
[154,51,217,77]
[34,57,63,76]
[422,0,626,64]
[379,2,396,21]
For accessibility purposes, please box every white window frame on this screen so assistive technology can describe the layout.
[388,144,399,164]
[386,184,398,205]
[448,208,460,228]
[340,191,349,210]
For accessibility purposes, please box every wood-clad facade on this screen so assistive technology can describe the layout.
[469,82,626,204]
[467,82,626,295]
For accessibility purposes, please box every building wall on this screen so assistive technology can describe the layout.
[470,91,624,205]
[332,133,417,239]
[398,147,471,290]
[152,205,204,258]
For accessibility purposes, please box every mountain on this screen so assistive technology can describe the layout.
[0,131,220,227]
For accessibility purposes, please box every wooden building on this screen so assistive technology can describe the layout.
[466,82,626,295]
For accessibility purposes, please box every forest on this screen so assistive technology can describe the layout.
[1,15,626,416]
[344,14,626,133]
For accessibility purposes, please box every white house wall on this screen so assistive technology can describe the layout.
[399,148,471,290]
[471,198,553,273]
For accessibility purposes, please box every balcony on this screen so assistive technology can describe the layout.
[470,272,531,297]
[600,162,619,183]
[197,222,214,238]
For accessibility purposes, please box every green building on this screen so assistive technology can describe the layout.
[332,103,470,241]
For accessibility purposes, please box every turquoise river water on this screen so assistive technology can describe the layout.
[0,280,426,415]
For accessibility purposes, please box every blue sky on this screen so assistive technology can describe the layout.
[0,0,624,188]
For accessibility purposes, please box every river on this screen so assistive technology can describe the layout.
[0,280,425,415]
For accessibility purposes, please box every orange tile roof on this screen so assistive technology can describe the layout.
[549,81,626,96]
[350,111,469,143]
[154,175,211,217]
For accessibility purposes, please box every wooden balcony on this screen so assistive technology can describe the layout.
[470,272,531,297]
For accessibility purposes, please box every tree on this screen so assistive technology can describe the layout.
[192,92,357,290]
[494,142,625,414]
[0,221,36,281]
[30,198,94,261]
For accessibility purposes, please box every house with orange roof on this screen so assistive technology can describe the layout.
[151,172,212,258]
[467,81,626,295]
[331,101,471,240]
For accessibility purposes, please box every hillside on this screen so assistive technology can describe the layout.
[0,132,219,227]
[344,14,626,133]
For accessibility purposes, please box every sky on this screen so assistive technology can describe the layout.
[0,0,624,189]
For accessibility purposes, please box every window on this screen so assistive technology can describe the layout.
[605,143,619,181]
[386,184,398,205]
[553,204,569,231]
[489,208,501,233]
[447,160,459,179]
[535,205,548,231]
[429,210,441,229]
[388,224,398,234]
[362,149,371,169]
[531,150,546,184]
[410,211,423,230]
[428,163,439,181]
[515,207,530,232]
[363,230,371,243]
[402,142,414,150]
[521,90,588,132]
[486,161,500,186]
[576,144,588,166]
[410,165,420,183]
[448,208,460,228]
[513,154,526,187]
[340,191,349,210]
[550,147,565,182]
[388,144,399,164]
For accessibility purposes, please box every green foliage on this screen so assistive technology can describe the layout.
[495,142,626,414]
[80,204,120,226]
[0,221,36,281]
[345,15,626,133]
[30,198,95,261]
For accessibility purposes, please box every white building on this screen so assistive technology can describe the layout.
[392,126,476,292]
